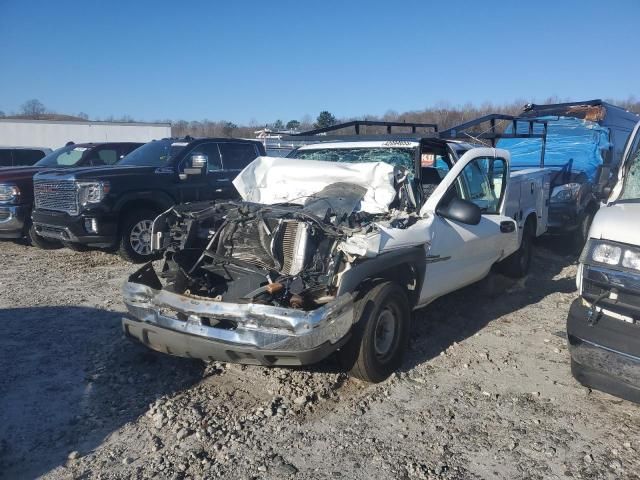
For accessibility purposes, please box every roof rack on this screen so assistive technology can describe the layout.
[441,114,550,167]
[293,120,439,136]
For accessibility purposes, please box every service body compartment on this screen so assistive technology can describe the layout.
[504,168,551,241]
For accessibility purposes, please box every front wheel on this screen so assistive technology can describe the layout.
[338,281,410,383]
[117,209,159,263]
[27,223,61,250]
[497,220,534,278]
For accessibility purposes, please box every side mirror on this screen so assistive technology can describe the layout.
[190,153,207,169]
[180,153,208,179]
[436,197,482,225]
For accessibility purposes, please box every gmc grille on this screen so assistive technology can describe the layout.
[34,180,79,215]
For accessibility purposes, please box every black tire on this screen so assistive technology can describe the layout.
[27,222,61,250]
[498,219,534,278]
[337,281,410,383]
[573,210,594,254]
[117,208,159,263]
[62,241,90,252]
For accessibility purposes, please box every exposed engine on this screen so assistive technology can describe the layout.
[154,182,396,311]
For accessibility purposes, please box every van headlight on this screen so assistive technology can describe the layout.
[78,181,110,205]
[583,239,640,271]
[550,183,581,203]
[0,184,20,203]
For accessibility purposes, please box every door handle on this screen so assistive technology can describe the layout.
[216,178,231,183]
[500,221,516,233]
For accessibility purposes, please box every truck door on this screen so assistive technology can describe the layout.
[178,142,235,201]
[419,148,518,304]
[218,142,262,196]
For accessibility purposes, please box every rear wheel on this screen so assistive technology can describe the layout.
[118,209,159,263]
[338,281,410,383]
[498,219,534,278]
[27,222,61,250]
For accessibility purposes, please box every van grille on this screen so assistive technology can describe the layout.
[34,180,79,215]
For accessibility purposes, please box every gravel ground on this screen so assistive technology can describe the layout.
[0,239,638,480]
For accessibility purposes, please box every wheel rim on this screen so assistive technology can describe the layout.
[129,219,153,256]
[374,307,398,360]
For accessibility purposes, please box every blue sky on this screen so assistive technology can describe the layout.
[1,0,638,124]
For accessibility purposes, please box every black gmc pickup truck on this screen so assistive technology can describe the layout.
[31,137,266,262]
[0,142,141,247]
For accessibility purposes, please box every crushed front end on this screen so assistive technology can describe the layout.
[122,178,417,365]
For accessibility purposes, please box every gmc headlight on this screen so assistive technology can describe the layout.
[550,183,580,203]
[0,184,20,203]
[583,239,640,271]
[78,181,110,205]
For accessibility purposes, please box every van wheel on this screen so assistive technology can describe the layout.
[27,222,61,250]
[338,282,410,383]
[498,219,534,278]
[118,209,159,263]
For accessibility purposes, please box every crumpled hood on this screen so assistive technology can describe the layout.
[233,156,397,214]
[589,202,640,245]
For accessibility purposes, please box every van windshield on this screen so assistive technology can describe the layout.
[620,149,640,200]
[120,139,187,167]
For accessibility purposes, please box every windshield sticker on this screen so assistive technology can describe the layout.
[172,142,189,147]
[73,147,88,152]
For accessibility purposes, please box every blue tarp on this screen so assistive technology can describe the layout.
[497,116,610,181]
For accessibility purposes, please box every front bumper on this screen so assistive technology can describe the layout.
[122,264,355,366]
[31,209,117,247]
[567,298,640,403]
[0,204,29,239]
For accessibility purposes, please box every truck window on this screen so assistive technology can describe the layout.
[95,147,119,165]
[457,158,505,214]
[294,147,416,172]
[13,149,46,165]
[219,143,258,170]
[620,149,640,200]
[185,142,223,172]
[0,150,13,167]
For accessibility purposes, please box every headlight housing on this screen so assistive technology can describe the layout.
[550,183,581,203]
[77,181,110,205]
[582,239,640,272]
[0,184,20,203]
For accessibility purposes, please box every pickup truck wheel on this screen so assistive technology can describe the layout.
[338,281,410,383]
[118,209,159,263]
[27,222,61,250]
[498,220,534,278]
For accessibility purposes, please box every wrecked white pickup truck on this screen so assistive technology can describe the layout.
[123,146,534,382]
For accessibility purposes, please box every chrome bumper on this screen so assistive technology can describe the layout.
[122,265,354,364]
[0,205,28,238]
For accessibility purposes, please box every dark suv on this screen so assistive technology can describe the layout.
[0,147,52,167]
[31,137,266,262]
[0,142,141,247]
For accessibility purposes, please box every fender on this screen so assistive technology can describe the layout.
[336,246,426,302]
[113,190,176,213]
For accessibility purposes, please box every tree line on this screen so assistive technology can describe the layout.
[3,97,640,138]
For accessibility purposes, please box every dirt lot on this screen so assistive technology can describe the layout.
[0,239,638,480]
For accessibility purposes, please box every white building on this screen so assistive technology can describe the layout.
[0,118,172,149]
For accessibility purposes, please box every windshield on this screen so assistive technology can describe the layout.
[292,147,417,172]
[120,139,187,167]
[35,145,88,167]
[620,148,640,200]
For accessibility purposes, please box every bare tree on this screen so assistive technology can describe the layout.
[20,99,47,119]
[77,112,89,120]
